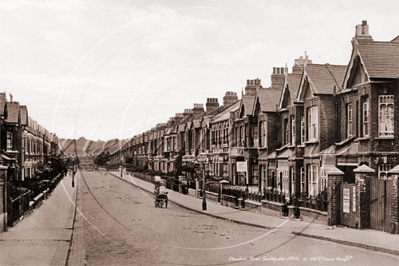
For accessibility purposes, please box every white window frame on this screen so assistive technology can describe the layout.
[363,100,369,137]
[378,164,393,179]
[347,103,353,137]
[291,115,296,146]
[308,164,318,196]
[308,106,318,141]
[300,115,305,144]
[379,95,394,137]
[291,168,295,194]
[7,132,12,151]
[300,167,305,193]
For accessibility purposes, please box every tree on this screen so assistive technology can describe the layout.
[94,151,110,166]
[173,148,185,178]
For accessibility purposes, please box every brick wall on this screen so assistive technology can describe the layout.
[319,95,337,151]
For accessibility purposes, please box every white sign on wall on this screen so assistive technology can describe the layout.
[343,188,350,213]
[236,161,247,172]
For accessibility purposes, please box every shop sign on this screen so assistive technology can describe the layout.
[343,188,350,213]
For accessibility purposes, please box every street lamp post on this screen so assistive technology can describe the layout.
[202,161,207,210]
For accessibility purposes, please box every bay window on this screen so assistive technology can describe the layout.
[379,95,394,137]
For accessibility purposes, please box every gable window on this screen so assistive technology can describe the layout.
[379,95,394,137]
[291,115,296,146]
[363,100,369,137]
[7,132,12,151]
[347,103,353,137]
[307,106,318,141]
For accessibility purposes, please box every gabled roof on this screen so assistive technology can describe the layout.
[255,87,282,112]
[212,101,240,123]
[19,105,28,126]
[357,41,399,78]
[297,64,346,99]
[342,39,399,90]
[279,74,302,109]
[239,95,255,117]
[5,102,20,124]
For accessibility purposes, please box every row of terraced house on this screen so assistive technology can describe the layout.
[0,93,60,232]
[109,21,399,232]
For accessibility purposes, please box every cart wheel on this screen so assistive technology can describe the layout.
[159,200,164,208]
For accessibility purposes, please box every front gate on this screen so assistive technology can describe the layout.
[370,178,392,232]
[340,183,356,228]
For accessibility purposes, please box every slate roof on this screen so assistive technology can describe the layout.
[242,95,255,116]
[286,74,302,98]
[5,102,19,124]
[212,101,240,123]
[19,105,28,126]
[358,41,399,78]
[305,64,347,95]
[257,88,282,112]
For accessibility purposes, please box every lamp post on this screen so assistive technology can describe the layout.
[202,160,207,210]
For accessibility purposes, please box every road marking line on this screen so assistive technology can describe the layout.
[127,174,153,200]
[60,180,121,247]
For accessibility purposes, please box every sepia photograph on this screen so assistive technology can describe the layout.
[0,0,398,265]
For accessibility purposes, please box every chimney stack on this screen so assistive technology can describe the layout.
[223,91,238,107]
[292,53,313,74]
[271,68,286,89]
[245,78,262,96]
[206,98,219,112]
[352,20,373,44]
[193,103,205,115]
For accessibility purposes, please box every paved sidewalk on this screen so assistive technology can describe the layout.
[112,171,399,256]
[0,172,77,266]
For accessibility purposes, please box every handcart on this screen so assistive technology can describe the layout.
[153,176,168,208]
[155,192,168,208]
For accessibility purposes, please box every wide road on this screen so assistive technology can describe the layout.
[67,171,399,266]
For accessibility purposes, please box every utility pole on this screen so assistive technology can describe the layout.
[72,139,77,187]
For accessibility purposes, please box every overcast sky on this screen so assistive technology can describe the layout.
[1,0,398,142]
